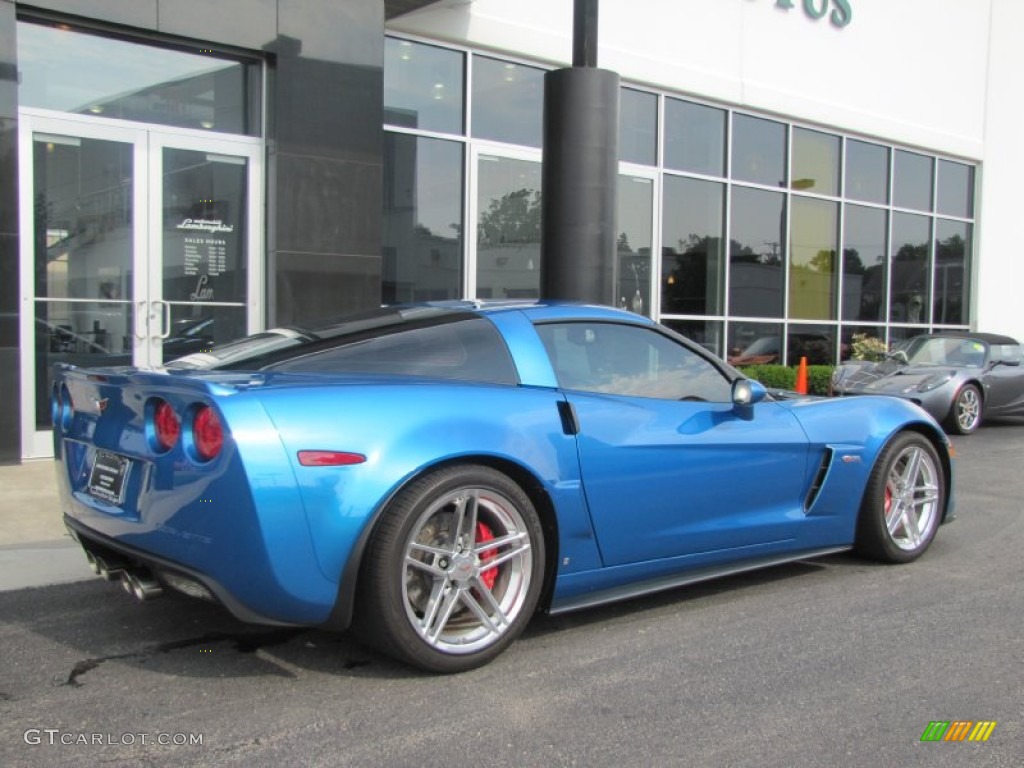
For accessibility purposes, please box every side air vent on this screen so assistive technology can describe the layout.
[804,448,834,512]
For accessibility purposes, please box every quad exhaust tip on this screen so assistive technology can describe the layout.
[83,547,164,600]
[119,569,164,601]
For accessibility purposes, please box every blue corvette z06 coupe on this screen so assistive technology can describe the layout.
[54,302,954,672]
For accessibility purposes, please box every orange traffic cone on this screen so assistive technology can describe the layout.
[795,356,809,395]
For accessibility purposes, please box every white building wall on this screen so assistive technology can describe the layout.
[391,0,1021,337]
[978,0,1024,340]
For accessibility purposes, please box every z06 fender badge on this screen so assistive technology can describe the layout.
[841,454,862,463]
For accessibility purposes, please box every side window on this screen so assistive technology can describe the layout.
[266,317,519,384]
[536,322,732,402]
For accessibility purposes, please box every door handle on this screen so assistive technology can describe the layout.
[152,300,172,339]
[134,300,149,339]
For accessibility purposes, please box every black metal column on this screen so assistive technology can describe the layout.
[540,0,619,304]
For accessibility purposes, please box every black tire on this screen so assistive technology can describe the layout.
[855,431,944,563]
[353,465,545,673]
[946,384,982,435]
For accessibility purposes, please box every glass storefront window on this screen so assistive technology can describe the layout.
[844,139,889,204]
[729,187,785,318]
[937,159,975,218]
[616,176,653,316]
[382,134,464,303]
[619,88,657,166]
[791,128,840,196]
[731,114,786,187]
[471,55,544,147]
[789,197,838,321]
[933,220,971,325]
[842,205,888,322]
[17,21,261,136]
[476,155,542,299]
[379,38,978,354]
[728,321,782,366]
[664,98,726,177]
[662,319,723,357]
[384,39,464,134]
[787,324,835,366]
[840,325,887,362]
[894,150,934,212]
[890,212,931,324]
[661,175,725,316]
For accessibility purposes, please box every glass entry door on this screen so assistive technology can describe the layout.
[470,148,542,299]
[19,113,262,458]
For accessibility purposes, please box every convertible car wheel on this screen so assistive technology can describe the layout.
[855,432,944,563]
[355,465,545,673]
[947,384,982,435]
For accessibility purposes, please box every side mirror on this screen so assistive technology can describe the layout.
[732,378,767,407]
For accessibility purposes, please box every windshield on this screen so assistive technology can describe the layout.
[896,337,987,368]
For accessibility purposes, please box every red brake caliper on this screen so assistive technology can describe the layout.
[884,486,893,515]
[476,522,498,590]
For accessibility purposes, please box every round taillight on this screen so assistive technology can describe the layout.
[154,400,180,451]
[192,406,223,462]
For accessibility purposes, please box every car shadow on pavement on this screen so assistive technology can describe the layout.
[1,556,839,685]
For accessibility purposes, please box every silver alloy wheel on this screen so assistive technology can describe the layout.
[402,486,533,655]
[884,444,941,552]
[955,386,981,432]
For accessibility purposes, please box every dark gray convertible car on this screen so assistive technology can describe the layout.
[832,332,1024,434]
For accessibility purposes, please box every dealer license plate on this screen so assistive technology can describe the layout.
[87,450,132,505]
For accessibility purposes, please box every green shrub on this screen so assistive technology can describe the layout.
[736,364,833,396]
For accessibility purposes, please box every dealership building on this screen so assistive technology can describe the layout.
[1,0,1021,462]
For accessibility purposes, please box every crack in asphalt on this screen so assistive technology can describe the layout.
[63,629,306,687]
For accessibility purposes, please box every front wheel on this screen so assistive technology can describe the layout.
[855,432,944,563]
[354,465,545,673]
[947,384,982,435]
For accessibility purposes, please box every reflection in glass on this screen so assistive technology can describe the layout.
[33,135,134,302]
[162,149,248,306]
[619,88,658,166]
[476,155,542,299]
[894,150,934,212]
[844,140,889,204]
[661,176,725,316]
[163,304,248,363]
[787,324,835,366]
[383,134,464,302]
[933,220,972,325]
[840,325,887,362]
[731,114,786,187]
[18,21,261,135]
[937,160,975,218]
[728,321,782,366]
[729,187,785,318]
[471,56,544,147]
[664,98,726,177]
[791,128,840,196]
[616,176,653,316]
[662,319,723,357]
[789,197,838,320]
[34,301,134,429]
[384,38,464,134]
[890,212,931,324]
[842,205,888,322]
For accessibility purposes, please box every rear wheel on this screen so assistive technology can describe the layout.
[947,384,982,434]
[855,432,944,563]
[355,465,544,673]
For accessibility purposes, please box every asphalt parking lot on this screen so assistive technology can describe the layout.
[1,421,1022,767]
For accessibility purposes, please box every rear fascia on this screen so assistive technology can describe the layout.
[53,368,338,624]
